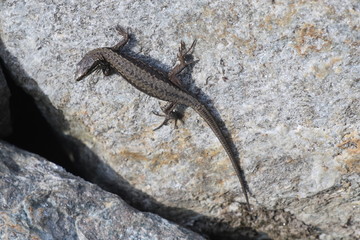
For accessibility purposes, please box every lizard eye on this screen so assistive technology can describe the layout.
[75,54,100,81]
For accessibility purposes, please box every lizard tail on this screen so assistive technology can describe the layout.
[194,104,251,210]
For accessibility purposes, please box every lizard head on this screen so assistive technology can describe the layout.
[75,50,103,81]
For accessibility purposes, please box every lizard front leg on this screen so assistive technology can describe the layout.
[100,26,131,76]
[168,40,198,90]
[111,25,130,51]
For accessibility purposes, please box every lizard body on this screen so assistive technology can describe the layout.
[75,26,250,210]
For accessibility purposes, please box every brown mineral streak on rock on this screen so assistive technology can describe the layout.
[149,152,180,172]
[119,149,147,161]
[344,158,360,173]
[338,132,360,154]
[337,132,360,173]
[293,23,332,56]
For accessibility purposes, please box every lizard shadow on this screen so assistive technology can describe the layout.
[0,37,260,240]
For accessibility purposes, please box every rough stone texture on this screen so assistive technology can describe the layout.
[0,0,359,239]
[0,140,205,240]
[0,66,12,138]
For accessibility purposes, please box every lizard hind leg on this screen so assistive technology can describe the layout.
[152,102,183,130]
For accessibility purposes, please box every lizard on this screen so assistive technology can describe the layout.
[75,26,251,210]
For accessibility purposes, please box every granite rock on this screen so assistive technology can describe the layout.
[0,140,205,240]
[0,0,359,239]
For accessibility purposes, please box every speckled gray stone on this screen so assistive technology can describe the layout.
[0,66,11,138]
[0,0,359,239]
[0,141,205,240]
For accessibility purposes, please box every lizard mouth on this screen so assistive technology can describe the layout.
[75,58,99,81]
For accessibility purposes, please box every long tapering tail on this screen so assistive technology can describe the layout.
[194,104,250,210]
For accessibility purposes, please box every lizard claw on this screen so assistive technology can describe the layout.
[177,39,198,66]
[180,39,197,56]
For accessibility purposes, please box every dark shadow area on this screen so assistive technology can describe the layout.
[62,135,261,240]
[0,37,276,240]
[1,59,81,176]
[0,65,12,138]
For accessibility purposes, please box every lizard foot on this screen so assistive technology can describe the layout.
[152,110,183,130]
[152,102,183,130]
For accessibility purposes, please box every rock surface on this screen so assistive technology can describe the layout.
[0,0,359,239]
[0,66,12,138]
[0,141,205,240]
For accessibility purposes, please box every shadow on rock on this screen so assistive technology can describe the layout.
[0,37,263,240]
